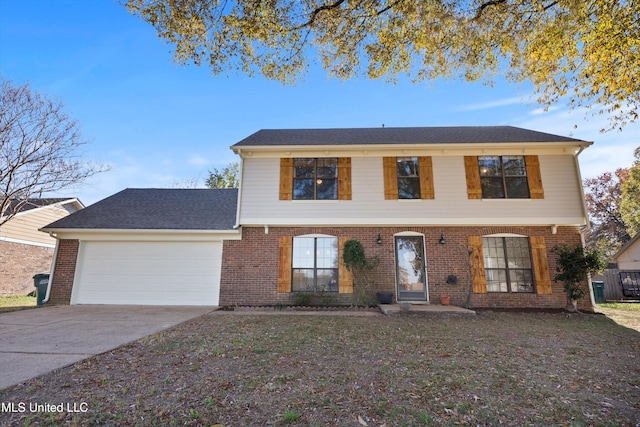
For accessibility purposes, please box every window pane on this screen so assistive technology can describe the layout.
[396,157,419,177]
[486,269,508,292]
[481,177,505,198]
[316,178,337,200]
[293,179,314,199]
[483,238,506,268]
[509,270,534,293]
[292,269,315,292]
[502,156,527,176]
[316,238,338,268]
[294,158,315,178]
[398,177,421,199]
[316,269,339,292]
[292,238,315,268]
[479,156,502,176]
[505,177,530,198]
[506,238,532,269]
[317,158,337,178]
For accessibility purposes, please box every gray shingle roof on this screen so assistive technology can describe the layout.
[42,188,238,231]
[232,126,587,148]
[7,198,77,214]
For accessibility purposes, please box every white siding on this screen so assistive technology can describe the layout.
[239,155,586,226]
[71,241,222,305]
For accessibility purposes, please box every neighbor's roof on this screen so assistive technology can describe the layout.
[231,126,589,149]
[42,188,238,231]
[613,233,640,262]
[6,198,81,214]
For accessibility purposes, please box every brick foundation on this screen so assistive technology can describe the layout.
[0,241,54,296]
[220,226,593,311]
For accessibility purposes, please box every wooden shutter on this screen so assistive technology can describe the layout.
[279,158,293,200]
[464,156,482,199]
[338,236,353,294]
[418,156,435,199]
[277,236,292,293]
[524,155,544,199]
[383,157,398,199]
[338,157,352,200]
[530,236,552,294]
[468,236,487,293]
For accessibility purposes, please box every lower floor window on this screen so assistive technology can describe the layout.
[292,236,338,292]
[482,237,534,293]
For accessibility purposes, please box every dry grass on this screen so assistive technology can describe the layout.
[0,295,36,313]
[1,310,639,426]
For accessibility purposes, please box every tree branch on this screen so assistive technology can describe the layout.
[293,0,346,30]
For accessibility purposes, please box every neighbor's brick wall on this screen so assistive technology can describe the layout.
[47,239,79,305]
[220,226,593,311]
[0,241,54,296]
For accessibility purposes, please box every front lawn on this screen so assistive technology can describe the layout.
[0,294,36,313]
[1,311,639,426]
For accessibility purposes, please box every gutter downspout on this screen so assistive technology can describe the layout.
[42,233,59,304]
[574,144,597,309]
[233,154,244,230]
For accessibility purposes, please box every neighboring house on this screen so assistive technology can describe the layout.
[0,198,83,296]
[613,233,640,270]
[43,126,594,310]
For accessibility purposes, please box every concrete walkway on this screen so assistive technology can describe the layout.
[0,305,214,390]
[379,303,476,315]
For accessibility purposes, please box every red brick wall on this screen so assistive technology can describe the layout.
[47,239,79,305]
[220,226,593,311]
[0,241,54,296]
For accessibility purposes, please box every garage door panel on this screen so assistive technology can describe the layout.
[72,241,222,306]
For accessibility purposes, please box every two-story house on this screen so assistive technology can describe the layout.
[43,126,593,310]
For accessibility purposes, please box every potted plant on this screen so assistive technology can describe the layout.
[440,275,457,305]
[552,244,604,312]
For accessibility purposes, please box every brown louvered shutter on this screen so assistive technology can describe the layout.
[464,156,482,199]
[277,236,292,293]
[468,236,487,293]
[383,157,398,199]
[418,156,435,199]
[338,158,352,200]
[279,158,293,200]
[338,237,353,294]
[524,155,544,199]
[530,236,552,294]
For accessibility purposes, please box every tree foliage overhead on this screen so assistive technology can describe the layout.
[126,0,639,130]
[620,147,640,237]
[0,80,105,227]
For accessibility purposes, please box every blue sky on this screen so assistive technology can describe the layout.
[1,0,638,206]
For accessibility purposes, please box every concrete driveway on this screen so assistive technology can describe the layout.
[0,305,214,390]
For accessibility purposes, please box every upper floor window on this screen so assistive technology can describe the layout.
[292,236,339,292]
[478,156,530,199]
[396,157,421,199]
[383,156,434,200]
[482,237,534,293]
[293,158,338,200]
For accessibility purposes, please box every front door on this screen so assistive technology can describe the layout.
[395,235,428,302]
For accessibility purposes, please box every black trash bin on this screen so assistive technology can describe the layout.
[33,273,50,306]
[592,281,605,304]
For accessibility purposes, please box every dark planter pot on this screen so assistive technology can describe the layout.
[377,292,393,304]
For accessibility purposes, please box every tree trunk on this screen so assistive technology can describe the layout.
[566,298,579,312]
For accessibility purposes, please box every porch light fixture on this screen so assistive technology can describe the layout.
[376,234,383,245]
[439,234,445,245]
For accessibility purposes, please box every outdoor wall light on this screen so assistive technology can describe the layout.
[376,234,383,245]
[439,234,446,245]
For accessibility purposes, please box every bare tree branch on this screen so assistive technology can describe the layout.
[0,79,107,227]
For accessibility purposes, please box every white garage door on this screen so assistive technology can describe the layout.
[71,241,222,306]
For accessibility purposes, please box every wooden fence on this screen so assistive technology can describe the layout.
[601,269,640,301]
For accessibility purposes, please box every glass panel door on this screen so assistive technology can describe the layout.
[395,235,428,301]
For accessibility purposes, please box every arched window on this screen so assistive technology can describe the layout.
[292,235,339,292]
